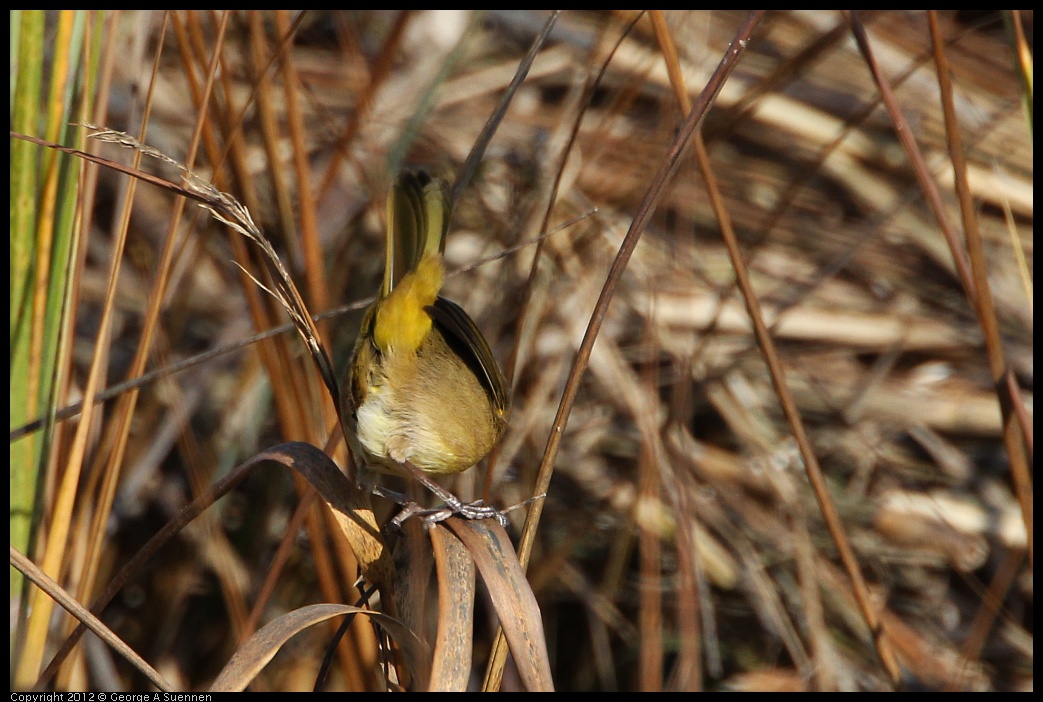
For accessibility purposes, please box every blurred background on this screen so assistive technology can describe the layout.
[10,10,1032,691]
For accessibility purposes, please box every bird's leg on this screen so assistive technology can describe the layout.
[393,461,508,528]
[372,485,409,505]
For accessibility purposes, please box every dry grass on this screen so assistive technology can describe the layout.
[11,10,1032,691]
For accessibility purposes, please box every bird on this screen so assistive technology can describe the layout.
[341,170,510,519]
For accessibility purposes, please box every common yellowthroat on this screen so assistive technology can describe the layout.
[342,171,510,503]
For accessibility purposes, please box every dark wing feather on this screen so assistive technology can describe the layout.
[426,296,510,418]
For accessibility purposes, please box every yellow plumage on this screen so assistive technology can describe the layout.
[372,253,442,353]
[342,171,509,490]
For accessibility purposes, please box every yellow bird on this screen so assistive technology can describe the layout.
[342,171,510,502]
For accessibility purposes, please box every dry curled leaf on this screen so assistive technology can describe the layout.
[210,603,427,692]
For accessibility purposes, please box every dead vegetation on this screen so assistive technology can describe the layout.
[10,10,1032,692]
